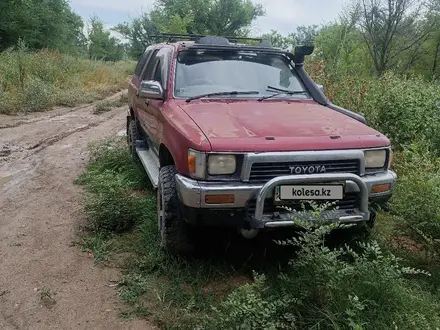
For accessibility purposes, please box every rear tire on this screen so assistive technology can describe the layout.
[127,120,139,160]
[157,165,194,255]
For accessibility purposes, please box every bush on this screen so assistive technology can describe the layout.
[76,138,151,233]
[83,174,152,233]
[200,224,440,330]
[317,71,440,155]
[389,143,440,242]
[196,272,296,330]
[23,77,54,112]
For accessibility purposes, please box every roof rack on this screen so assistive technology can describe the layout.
[149,33,315,65]
[185,43,286,53]
[149,33,264,44]
[149,33,204,42]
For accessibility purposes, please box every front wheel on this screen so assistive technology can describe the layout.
[157,165,194,255]
[350,210,377,241]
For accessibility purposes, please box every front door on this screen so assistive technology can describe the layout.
[135,49,160,145]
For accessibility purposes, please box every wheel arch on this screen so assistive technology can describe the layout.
[129,107,135,118]
[159,143,175,167]
[127,107,136,135]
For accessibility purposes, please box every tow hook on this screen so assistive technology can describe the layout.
[240,228,259,239]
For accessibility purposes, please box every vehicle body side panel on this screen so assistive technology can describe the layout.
[159,100,211,174]
[128,75,140,114]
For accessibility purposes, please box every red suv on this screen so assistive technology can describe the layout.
[127,34,397,254]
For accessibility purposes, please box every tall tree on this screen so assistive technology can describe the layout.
[260,30,296,50]
[292,25,320,45]
[88,17,124,61]
[424,0,440,80]
[0,0,85,53]
[202,0,265,36]
[116,0,265,59]
[357,0,434,76]
[114,13,160,58]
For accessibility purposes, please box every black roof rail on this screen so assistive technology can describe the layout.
[224,36,264,43]
[149,33,266,45]
[184,43,290,55]
[149,33,204,42]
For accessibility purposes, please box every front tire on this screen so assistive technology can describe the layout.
[350,210,377,241]
[157,165,194,255]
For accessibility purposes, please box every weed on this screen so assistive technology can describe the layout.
[0,47,135,114]
[39,286,56,309]
[119,92,129,103]
[79,233,112,262]
[76,138,151,233]
[198,224,439,330]
[93,94,127,114]
[76,139,440,329]
[310,69,440,155]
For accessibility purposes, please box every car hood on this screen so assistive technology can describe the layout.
[178,100,390,152]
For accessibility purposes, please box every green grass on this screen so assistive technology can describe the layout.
[0,46,135,114]
[75,138,440,330]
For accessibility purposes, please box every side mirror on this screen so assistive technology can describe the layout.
[316,84,325,94]
[139,80,164,100]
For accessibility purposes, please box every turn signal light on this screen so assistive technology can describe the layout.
[188,155,196,173]
[205,194,235,204]
[371,183,391,194]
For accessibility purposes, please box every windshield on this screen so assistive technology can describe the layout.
[174,50,310,99]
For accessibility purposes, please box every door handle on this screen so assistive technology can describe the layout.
[145,99,150,106]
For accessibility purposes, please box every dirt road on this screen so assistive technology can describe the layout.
[0,94,155,330]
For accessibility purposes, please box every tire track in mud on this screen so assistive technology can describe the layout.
[0,96,156,330]
[0,92,125,130]
[0,94,125,162]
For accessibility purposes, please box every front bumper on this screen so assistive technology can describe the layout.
[175,171,397,228]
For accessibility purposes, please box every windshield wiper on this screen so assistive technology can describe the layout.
[258,85,307,101]
[185,90,259,103]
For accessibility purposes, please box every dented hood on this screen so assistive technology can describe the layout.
[178,100,390,152]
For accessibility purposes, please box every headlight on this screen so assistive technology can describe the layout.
[188,149,206,179]
[208,155,236,175]
[364,149,387,169]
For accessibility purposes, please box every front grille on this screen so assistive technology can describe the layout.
[248,160,360,183]
[246,193,359,217]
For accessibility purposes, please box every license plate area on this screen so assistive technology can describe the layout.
[275,183,345,202]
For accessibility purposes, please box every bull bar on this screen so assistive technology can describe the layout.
[175,170,396,229]
[251,173,369,228]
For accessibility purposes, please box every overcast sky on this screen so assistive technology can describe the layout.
[70,0,350,36]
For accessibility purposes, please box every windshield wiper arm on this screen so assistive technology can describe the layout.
[258,85,307,101]
[185,90,259,103]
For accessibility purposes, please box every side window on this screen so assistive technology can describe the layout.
[141,49,159,80]
[134,51,151,77]
[153,61,163,85]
